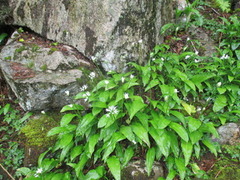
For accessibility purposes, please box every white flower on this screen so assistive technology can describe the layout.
[105,80,109,85]
[220,54,229,60]
[138,39,143,43]
[41,111,45,114]
[65,90,70,96]
[164,95,169,101]
[161,57,165,61]
[187,37,190,41]
[130,74,134,79]
[68,104,73,108]
[106,106,118,115]
[80,85,88,91]
[83,91,91,101]
[124,93,129,99]
[197,107,202,112]
[185,55,190,59]
[36,168,43,174]
[89,72,96,79]
[174,89,179,93]
[152,58,156,61]
[217,82,222,87]
[195,51,199,55]
[121,77,125,83]
[194,59,201,63]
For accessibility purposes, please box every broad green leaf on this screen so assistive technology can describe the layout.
[51,173,64,180]
[168,131,179,157]
[136,112,149,131]
[60,104,84,112]
[107,156,121,180]
[169,122,189,142]
[92,107,102,116]
[181,101,196,115]
[201,122,219,138]
[155,129,171,157]
[160,23,175,34]
[120,126,136,143]
[102,132,125,161]
[47,127,67,136]
[60,114,77,126]
[174,69,188,81]
[85,169,101,180]
[0,33,8,43]
[231,42,240,50]
[149,127,165,154]
[122,146,134,167]
[92,101,107,108]
[60,142,73,161]
[190,131,203,144]
[131,122,150,147]
[217,87,227,94]
[125,100,146,120]
[98,114,110,128]
[213,95,227,112]
[146,147,156,176]
[202,139,217,156]
[70,145,83,161]
[16,167,31,176]
[145,79,159,92]
[59,133,73,148]
[175,157,186,180]
[75,153,89,175]
[88,134,100,157]
[151,113,171,129]
[194,142,201,159]
[3,104,10,115]
[76,113,95,136]
[170,111,186,126]
[181,140,193,166]
[166,169,177,180]
[187,117,201,132]
[185,80,196,91]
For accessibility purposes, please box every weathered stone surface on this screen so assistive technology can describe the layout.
[6,0,175,72]
[0,31,102,111]
[122,160,164,180]
[212,123,240,145]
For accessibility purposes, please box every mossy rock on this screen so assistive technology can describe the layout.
[20,113,61,166]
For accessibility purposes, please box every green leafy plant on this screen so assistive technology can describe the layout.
[213,0,231,12]
[0,104,32,179]
[0,33,7,44]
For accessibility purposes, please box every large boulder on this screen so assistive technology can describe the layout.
[0,30,102,111]
[5,0,175,72]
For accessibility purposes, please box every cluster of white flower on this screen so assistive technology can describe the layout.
[34,168,43,177]
[217,82,222,87]
[124,93,129,99]
[65,90,70,96]
[220,54,229,60]
[80,85,88,91]
[194,59,201,63]
[185,55,191,59]
[89,72,96,79]
[121,77,125,83]
[106,106,118,116]
[83,91,91,101]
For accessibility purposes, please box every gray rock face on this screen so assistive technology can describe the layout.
[122,160,164,180]
[0,31,102,111]
[213,123,240,145]
[6,0,175,72]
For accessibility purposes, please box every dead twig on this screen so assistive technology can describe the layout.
[214,164,229,179]
[0,163,15,180]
